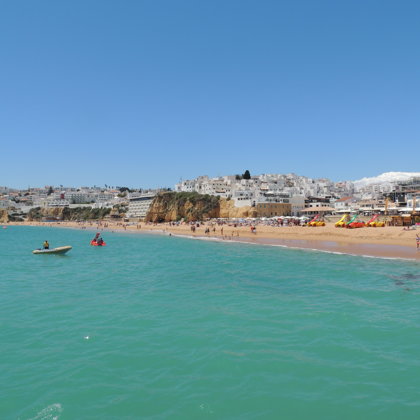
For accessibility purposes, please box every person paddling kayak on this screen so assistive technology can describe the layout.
[91,233,106,246]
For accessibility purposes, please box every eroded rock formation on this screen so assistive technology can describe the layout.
[145,193,258,222]
[0,209,9,223]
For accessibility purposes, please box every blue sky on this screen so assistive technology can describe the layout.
[1,0,419,189]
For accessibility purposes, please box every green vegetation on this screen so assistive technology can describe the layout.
[27,207,43,220]
[118,187,133,194]
[112,204,128,215]
[235,170,251,180]
[8,213,24,222]
[62,207,111,220]
[164,191,218,210]
[27,206,111,221]
[242,169,251,180]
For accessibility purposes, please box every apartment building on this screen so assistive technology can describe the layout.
[255,202,292,217]
[127,193,156,219]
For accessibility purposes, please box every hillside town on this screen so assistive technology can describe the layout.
[174,172,420,218]
[1,171,419,222]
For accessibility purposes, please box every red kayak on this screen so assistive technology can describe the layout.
[90,240,106,246]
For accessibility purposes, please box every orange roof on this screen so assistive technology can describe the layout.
[335,197,353,202]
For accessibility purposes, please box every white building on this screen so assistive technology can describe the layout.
[232,190,254,207]
[65,192,92,203]
[126,193,156,219]
[404,193,420,213]
[47,199,70,207]
[334,197,357,213]
[289,195,305,216]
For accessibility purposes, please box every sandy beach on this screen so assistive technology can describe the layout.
[8,220,420,260]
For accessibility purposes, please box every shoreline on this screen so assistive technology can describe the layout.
[148,230,418,261]
[6,221,420,261]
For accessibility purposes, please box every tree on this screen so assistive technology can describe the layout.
[242,170,251,180]
[47,186,54,195]
[235,174,241,180]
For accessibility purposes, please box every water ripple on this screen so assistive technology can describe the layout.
[1,227,420,419]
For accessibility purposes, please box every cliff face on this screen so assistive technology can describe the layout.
[0,209,9,223]
[146,192,220,222]
[28,207,64,221]
[27,207,64,221]
[145,193,259,222]
[27,206,111,221]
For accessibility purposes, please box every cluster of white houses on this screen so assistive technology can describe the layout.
[174,174,420,218]
[0,186,159,219]
[0,187,124,211]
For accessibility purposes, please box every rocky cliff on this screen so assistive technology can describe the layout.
[145,192,220,222]
[27,206,111,221]
[27,207,64,221]
[145,193,258,222]
[0,209,9,223]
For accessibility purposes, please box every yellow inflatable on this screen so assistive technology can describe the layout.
[335,214,349,228]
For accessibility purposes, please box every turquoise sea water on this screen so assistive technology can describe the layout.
[1,226,420,420]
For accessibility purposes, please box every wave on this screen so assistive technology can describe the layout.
[166,232,418,262]
[27,403,62,420]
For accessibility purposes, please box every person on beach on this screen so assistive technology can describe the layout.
[417,234,420,251]
[43,240,49,249]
